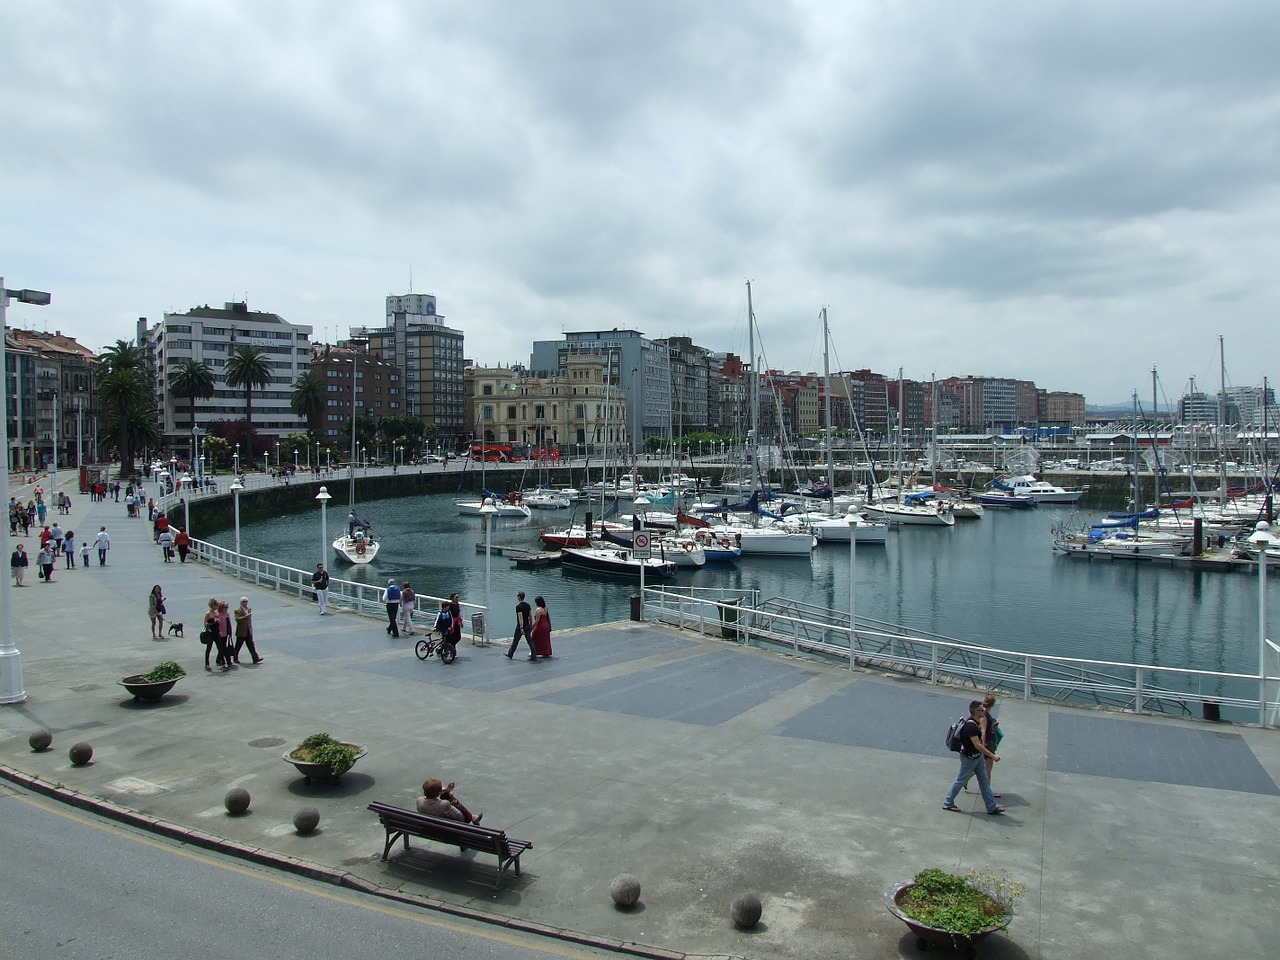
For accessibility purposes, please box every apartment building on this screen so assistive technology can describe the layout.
[3,329,97,470]
[139,301,313,450]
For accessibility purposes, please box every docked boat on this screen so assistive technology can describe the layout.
[653,534,707,568]
[333,359,380,565]
[690,528,743,562]
[457,495,532,518]
[999,474,1086,504]
[972,489,1037,510]
[863,493,956,527]
[524,489,573,510]
[559,545,679,579]
[805,509,890,545]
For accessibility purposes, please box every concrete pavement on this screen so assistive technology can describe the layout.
[3,477,1280,960]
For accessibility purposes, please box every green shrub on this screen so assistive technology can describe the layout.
[291,732,359,776]
[143,661,186,683]
[899,867,1020,935]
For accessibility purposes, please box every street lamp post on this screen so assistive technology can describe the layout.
[233,442,240,476]
[1249,521,1276,726]
[0,280,52,705]
[316,485,332,567]
[230,478,244,571]
[846,509,859,669]
[50,389,58,504]
[480,498,499,643]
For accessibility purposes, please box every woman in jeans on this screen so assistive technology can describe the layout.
[147,584,166,638]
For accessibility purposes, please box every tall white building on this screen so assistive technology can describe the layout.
[139,301,313,451]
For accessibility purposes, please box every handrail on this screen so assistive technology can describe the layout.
[185,536,487,629]
[644,585,1276,726]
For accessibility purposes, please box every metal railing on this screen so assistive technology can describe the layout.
[644,586,1279,726]
[186,536,488,637]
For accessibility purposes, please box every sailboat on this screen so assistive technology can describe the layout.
[456,442,531,518]
[333,357,380,564]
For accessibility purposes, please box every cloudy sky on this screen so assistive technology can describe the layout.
[2,1,1278,406]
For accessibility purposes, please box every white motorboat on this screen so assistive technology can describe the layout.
[800,508,890,545]
[863,495,956,527]
[524,489,573,510]
[457,496,532,518]
[1001,474,1086,504]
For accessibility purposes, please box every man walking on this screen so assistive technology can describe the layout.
[312,563,330,615]
[506,591,534,659]
[943,700,1005,815]
[383,578,401,637]
[95,526,110,566]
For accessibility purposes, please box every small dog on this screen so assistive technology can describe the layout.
[167,622,185,637]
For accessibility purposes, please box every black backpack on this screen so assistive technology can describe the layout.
[944,716,969,752]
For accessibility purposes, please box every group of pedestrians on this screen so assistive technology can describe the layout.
[9,523,110,584]
[199,596,264,671]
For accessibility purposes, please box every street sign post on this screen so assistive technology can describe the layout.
[632,531,652,558]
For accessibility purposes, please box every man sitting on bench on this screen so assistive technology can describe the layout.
[417,777,482,824]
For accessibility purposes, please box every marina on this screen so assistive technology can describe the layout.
[198,484,1277,689]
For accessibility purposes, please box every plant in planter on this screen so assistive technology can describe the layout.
[120,660,187,701]
[885,867,1022,956]
[283,732,366,783]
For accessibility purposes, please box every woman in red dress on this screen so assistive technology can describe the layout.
[529,595,552,659]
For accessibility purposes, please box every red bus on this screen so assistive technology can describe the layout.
[468,443,520,462]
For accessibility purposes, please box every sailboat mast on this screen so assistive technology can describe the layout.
[896,367,904,493]
[822,308,834,515]
[747,281,757,496]
[1132,390,1140,511]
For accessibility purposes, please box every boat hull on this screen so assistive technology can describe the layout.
[560,546,678,579]
[333,534,379,564]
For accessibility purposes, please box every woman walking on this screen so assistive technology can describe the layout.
[980,693,1003,797]
[529,595,553,660]
[202,598,221,671]
[216,600,234,671]
[147,584,167,638]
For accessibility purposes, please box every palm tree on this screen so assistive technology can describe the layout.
[170,360,215,451]
[97,339,152,477]
[224,345,273,431]
[290,371,325,433]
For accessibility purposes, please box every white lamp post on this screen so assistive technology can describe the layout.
[480,497,499,642]
[1249,521,1276,725]
[316,485,332,566]
[634,494,650,619]
[0,280,51,705]
[181,473,191,533]
[51,389,59,502]
[233,442,239,476]
[294,449,299,472]
[230,478,244,570]
[846,508,859,669]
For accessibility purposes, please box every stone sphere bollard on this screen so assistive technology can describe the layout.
[293,806,321,834]
[224,787,251,815]
[29,730,53,752]
[68,742,93,766]
[731,893,763,929]
[610,873,642,909]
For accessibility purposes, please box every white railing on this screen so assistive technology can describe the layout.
[644,586,1277,726]
[187,536,489,639]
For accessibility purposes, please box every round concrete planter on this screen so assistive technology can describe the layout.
[120,675,182,701]
[884,881,1007,957]
[283,742,366,784]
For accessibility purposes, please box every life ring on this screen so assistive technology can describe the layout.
[683,541,695,553]
[356,541,366,556]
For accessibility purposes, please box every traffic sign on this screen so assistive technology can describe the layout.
[632,531,652,558]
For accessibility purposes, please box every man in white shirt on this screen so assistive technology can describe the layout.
[94,526,110,566]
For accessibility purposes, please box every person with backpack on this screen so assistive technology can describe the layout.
[942,700,1004,815]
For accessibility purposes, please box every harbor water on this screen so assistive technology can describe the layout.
[203,490,1275,680]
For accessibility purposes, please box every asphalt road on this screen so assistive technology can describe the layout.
[0,784,613,960]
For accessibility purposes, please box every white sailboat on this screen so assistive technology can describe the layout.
[333,358,380,564]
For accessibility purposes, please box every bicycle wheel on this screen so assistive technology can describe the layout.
[440,643,456,664]
[415,639,431,661]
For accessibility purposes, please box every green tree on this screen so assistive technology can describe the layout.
[169,359,215,447]
[97,339,153,477]
[224,345,273,431]
[290,370,325,433]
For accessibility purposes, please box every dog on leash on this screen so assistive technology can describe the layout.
[167,622,185,638]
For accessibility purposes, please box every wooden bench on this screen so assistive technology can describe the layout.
[367,801,532,889]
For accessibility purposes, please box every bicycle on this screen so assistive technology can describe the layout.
[415,630,457,664]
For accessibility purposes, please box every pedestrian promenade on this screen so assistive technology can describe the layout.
[3,479,1280,960]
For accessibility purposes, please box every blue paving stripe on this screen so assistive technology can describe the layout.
[1049,712,1280,795]
[351,627,696,692]
[535,649,815,725]
[265,628,409,661]
[773,682,972,755]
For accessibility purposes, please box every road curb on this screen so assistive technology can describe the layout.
[0,763,694,960]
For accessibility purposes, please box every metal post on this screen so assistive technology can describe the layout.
[1,279,52,705]
[316,485,331,567]
[481,498,498,642]
[847,511,858,668]
[231,479,243,570]
[51,389,58,504]
[1252,522,1273,725]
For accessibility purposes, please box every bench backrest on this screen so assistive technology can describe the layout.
[368,802,511,855]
